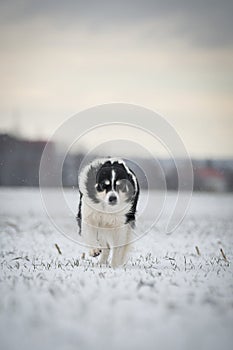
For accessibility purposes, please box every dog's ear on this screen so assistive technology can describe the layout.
[116,179,128,192]
[76,191,83,235]
[85,164,101,203]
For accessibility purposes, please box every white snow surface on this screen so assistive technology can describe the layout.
[0,188,233,350]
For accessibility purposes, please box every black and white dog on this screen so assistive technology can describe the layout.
[77,158,139,268]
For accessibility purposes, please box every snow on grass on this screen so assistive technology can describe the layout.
[0,188,233,350]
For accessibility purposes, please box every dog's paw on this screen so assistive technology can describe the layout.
[89,248,102,257]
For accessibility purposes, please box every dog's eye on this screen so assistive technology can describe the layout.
[116,180,128,192]
[95,183,104,192]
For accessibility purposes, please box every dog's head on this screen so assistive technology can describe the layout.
[80,158,139,212]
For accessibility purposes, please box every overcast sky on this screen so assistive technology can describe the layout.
[0,0,233,157]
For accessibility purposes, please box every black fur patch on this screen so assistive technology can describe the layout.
[85,165,100,203]
[76,191,83,235]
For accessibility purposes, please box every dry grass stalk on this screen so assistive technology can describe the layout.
[220,248,228,262]
[195,246,201,256]
[55,243,62,255]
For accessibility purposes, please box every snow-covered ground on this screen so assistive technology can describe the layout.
[0,188,233,350]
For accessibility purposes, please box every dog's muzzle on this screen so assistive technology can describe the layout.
[108,195,117,205]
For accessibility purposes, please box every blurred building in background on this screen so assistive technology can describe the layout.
[0,134,54,186]
[0,133,233,191]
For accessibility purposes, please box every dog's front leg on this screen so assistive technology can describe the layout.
[99,247,110,265]
[111,225,132,268]
[111,247,122,268]
[111,244,130,268]
[83,222,102,255]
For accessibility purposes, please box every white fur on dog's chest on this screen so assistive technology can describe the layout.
[83,203,126,228]
[81,202,132,258]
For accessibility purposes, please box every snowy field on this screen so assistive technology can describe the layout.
[0,188,233,350]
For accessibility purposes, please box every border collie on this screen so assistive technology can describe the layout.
[77,158,139,268]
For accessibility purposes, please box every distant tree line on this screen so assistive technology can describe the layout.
[0,134,233,192]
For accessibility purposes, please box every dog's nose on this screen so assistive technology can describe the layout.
[109,195,117,204]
